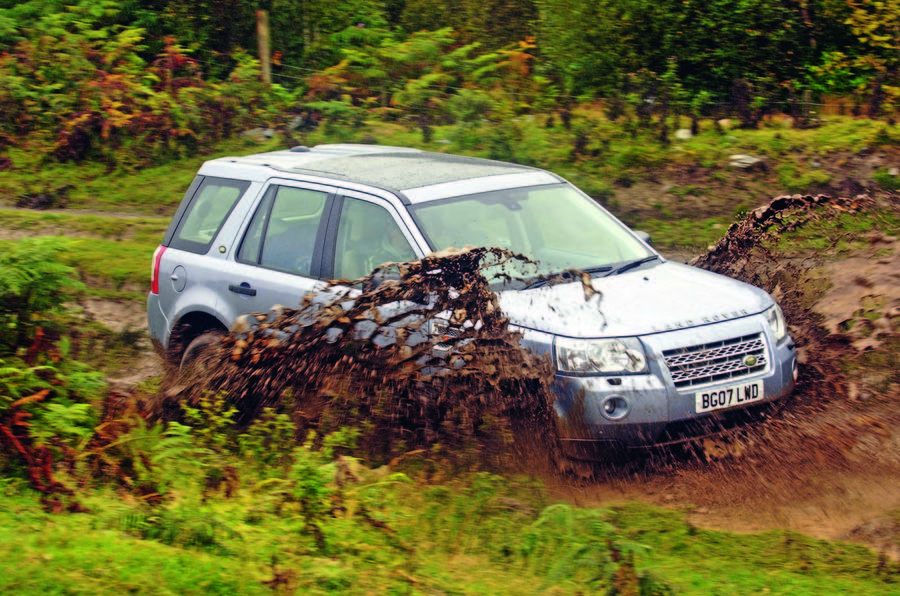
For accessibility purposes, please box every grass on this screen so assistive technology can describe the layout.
[608,504,896,595]
[62,237,158,292]
[0,210,169,241]
[0,475,896,595]
[775,161,833,193]
[2,116,892,214]
[0,492,272,595]
[776,209,900,255]
[0,234,155,297]
[1,136,285,215]
[634,216,733,251]
[872,168,900,191]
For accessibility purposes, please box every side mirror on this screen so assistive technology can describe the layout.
[634,230,653,246]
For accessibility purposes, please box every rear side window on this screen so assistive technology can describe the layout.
[169,177,250,254]
[238,185,329,276]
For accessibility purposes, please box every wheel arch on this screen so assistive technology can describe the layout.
[166,310,229,364]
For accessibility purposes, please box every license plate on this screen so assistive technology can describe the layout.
[695,380,764,413]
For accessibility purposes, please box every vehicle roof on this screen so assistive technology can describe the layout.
[211,144,553,193]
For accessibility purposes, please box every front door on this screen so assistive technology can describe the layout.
[216,180,336,324]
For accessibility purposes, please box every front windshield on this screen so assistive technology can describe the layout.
[411,183,654,285]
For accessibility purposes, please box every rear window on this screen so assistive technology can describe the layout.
[168,177,250,254]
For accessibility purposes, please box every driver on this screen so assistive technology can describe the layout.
[365,223,414,272]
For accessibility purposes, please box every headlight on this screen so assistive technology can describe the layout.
[765,303,787,342]
[555,337,648,375]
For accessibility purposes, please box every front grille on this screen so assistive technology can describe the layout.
[663,333,767,388]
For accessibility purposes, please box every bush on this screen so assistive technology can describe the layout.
[0,13,299,167]
[0,237,85,351]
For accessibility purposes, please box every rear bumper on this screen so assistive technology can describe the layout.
[146,292,169,358]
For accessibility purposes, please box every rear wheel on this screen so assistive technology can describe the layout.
[180,330,225,370]
[153,329,226,421]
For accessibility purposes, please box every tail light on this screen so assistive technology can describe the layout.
[151,245,167,295]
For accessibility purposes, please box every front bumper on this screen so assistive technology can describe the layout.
[551,315,797,448]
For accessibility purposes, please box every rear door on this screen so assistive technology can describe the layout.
[156,175,253,328]
[216,179,337,325]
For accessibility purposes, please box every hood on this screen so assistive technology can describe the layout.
[498,261,772,338]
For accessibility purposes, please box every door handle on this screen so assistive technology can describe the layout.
[228,282,257,297]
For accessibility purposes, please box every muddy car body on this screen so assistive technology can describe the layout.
[147,144,797,448]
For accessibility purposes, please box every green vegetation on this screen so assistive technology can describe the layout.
[0,211,168,240]
[776,210,900,255]
[0,237,86,347]
[2,116,899,279]
[873,168,900,191]
[636,218,732,252]
[3,0,900,173]
[5,457,900,596]
[2,465,898,594]
[776,162,833,194]
[0,136,285,213]
[0,227,159,297]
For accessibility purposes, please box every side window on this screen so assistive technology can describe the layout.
[237,186,275,265]
[238,185,328,276]
[169,177,250,254]
[333,198,416,280]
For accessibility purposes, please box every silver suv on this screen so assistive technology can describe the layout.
[148,144,797,448]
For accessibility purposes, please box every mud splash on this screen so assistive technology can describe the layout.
[685,193,892,465]
[154,192,898,482]
[155,247,562,467]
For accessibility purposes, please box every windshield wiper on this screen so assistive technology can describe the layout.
[604,255,661,276]
[524,265,613,289]
[582,265,615,275]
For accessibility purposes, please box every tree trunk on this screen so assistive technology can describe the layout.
[257,10,271,86]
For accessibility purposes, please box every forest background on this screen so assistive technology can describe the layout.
[3,0,900,168]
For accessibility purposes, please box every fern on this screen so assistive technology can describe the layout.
[237,407,296,472]
[150,422,195,464]
[0,361,54,408]
[30,402,94,448]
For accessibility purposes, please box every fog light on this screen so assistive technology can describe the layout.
[600,395,630,420]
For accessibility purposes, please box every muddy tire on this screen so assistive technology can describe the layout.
[180,330,225,370]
